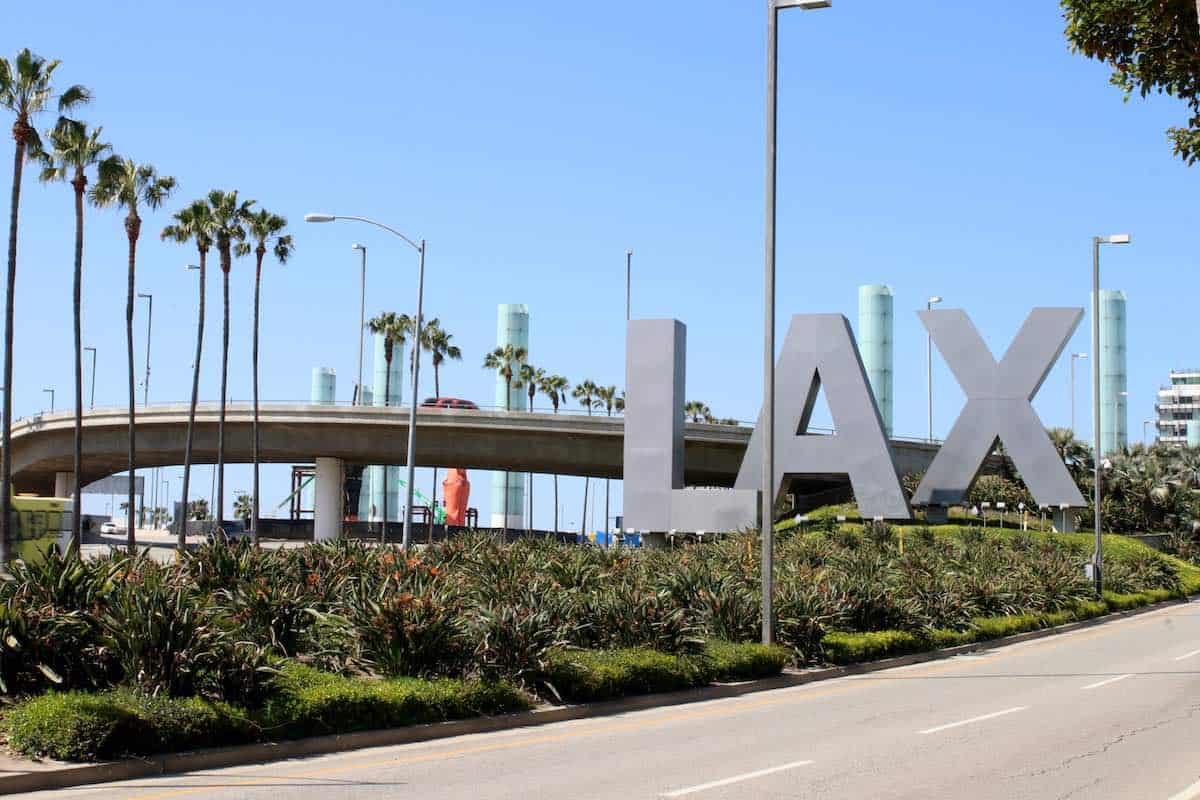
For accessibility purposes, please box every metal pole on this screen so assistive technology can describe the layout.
[927,301,933,441]
[402,241,426,550]
[85,347,96,409]
[139,293,152,407]
[354,245,366,404]
[1092,236,1103,596]
[762,1,779,645]
[44,388,54,413]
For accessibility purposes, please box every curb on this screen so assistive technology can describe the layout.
[1,594,1191,795]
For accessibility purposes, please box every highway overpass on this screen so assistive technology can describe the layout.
[9,403,961,535]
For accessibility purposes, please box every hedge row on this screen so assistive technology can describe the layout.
[5,641,786,762]
[820,587,1182,665]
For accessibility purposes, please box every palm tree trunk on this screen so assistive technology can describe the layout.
[581,400,590,537]
[124,211,138,552]
[1,126,29,563]
[178,250,205,551]
[382,360,391,544]
[70,178,85,552]
[553,474,559,534]
[217,259,229,531]
[251,253,263,546]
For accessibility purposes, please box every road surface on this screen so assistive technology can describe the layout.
[22,600,1200,800]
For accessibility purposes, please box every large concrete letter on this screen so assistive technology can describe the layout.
[623,320,757,532]
[913,307,1086,508]
[734,315,911,520]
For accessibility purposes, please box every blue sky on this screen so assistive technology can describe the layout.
[3,1,1196,526]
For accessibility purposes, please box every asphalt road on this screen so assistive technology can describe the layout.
[22,600,1200,800]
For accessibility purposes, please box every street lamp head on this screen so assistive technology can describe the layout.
[351,243,365,251]
[1074,352,1089,359]
[776,0,832,8]
[1097,234,1131,245]
[928,296,942,305]
[186,264,200,270]
[305,213,336,223]
[137,292,151,299]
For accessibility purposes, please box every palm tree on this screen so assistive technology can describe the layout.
[424,320,461,518]
[1048,426,1091,482]
[240,209,292,546]
[520,365,545,532]
[594,384,619,543]
[0,50,88,562]
[483,344,528,536]
[208,190,254,531]
[538,374,569,533]
[572,379,599,536]
[233,493,253,527]
[685,400,713,424]
[161,199,214,551]
[91,156,174,553]
[367,312,408,542]
[37,117,109,552]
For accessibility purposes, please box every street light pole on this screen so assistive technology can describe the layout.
[307,213,426,550]
[1092,233,1130,597]
[926,296,942,442]
[137,293,152,406]
[83,347,96,410]
[137,292,154,521]
[352,244,367,405]
[762,0,830,645]
[1070,353,1088,434]
[43,388,54,413]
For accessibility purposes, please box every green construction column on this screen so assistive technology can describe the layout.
[857,284,894,436]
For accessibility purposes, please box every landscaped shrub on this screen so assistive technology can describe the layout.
[544,648,706,703]
[5,690,253,761]
[257,663,530,740]
[702,641,790,681]
[822,630,924,664]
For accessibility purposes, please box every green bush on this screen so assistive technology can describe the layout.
[821,630,924,664]
[5,690,253,762]
[544,648,706,703]
[1103,588,1176,611]
[702,641,790,681]
[258,663,530,740]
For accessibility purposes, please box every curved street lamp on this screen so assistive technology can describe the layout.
[306,213,426,550]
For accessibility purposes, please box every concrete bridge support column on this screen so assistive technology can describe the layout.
[314,457,344,542]
[54,472,74,499]
[1052,508,1077,533]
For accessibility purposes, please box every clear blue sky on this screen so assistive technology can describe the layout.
[3,1,1195,526]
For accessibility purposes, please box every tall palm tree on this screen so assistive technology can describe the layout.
[424,320,461,517]
[572,379,599,536]
[0,50,88,562]
[538,374,569,533]
[367,312,408,542]
[594,384,618,543]
[240,209,292,546]
[91,156,174,553]
[207,190,254,531]
[1048,426,1091,482]
[161,199,214,551]
[37,117,109,552]
[483,344,527,536]
[520,365,545,532]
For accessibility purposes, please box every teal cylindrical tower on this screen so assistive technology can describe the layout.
[1188,420,1200,448]
[310,367,336,405]
[857,284,894,436]
[491,304,529,528]
[1093,289,1127,455]
[368,331,405,523]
